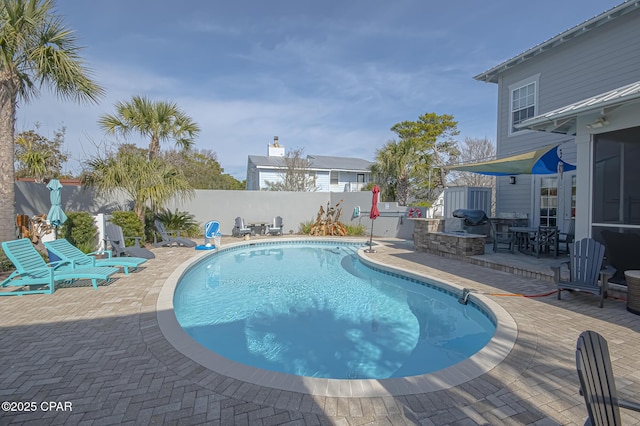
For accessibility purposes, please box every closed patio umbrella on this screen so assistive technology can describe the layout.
[365,185,380,253]
[46,179,67,238]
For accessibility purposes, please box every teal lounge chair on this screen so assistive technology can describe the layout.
[44,239,147,275]
[1,239,119,296]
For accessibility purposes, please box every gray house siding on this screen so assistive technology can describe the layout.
[491,7,640,223]
[260,170,283,189]
[331,171,368,192]
[495,177,534,217]
[315,171,330,191]
[246,159,259,190]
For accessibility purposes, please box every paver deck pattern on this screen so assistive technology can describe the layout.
[1,236,639,425]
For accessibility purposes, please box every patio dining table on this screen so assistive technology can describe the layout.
[247,221,270,235]
[509,226,540,255]
[509,226,559,257]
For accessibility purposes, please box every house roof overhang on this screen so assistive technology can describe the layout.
[515,81,640,135]
[474,1,640,84]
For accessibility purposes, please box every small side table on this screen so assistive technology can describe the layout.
[624,270,640,315]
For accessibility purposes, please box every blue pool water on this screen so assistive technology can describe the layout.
[173,241,496,380]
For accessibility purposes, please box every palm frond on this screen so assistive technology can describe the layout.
[98,95,200,158]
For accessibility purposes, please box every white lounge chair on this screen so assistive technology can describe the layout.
[232,217,253,237]
[267,216,283,235]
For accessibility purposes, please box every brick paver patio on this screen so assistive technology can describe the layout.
[1,237,639,425]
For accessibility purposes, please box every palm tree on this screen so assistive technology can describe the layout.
[81,147,194,224]
[99,95,200,159]
[0,0,104,242]
[371,139,416,205]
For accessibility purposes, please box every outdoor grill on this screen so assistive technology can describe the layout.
[452,209,491,236]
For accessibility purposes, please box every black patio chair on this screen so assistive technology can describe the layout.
[489,219,514,253]
[558,219,575,254]
[532,226,559,258]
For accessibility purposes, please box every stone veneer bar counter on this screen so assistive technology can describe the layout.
[412,218,486,257]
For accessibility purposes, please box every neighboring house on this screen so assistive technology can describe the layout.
[246,138,373,192]
[474,0,640,241]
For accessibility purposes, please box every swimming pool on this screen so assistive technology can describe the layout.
[173,240,497,380]
[158,238,517,396]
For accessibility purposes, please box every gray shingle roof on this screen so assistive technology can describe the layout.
[248,154,373,171]
[305,155,373,171]
[247,155,287,168]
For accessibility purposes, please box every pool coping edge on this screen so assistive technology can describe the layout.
[156,237,518,398]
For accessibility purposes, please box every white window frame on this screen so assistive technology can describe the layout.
[539,176,558,227]
[508,74,539,136]
[330,170,339,185]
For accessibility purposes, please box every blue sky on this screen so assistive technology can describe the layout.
[17,0,623,179]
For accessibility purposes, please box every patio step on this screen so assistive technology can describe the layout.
[465,254,557,283]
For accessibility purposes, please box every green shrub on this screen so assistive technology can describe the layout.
[109,211,145,246]
[0,247,14,272]
[345,223,367,236]
[360,182,375,191]
[155,209,199,237]
[299,219,314,234]
[61,211,98,253]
